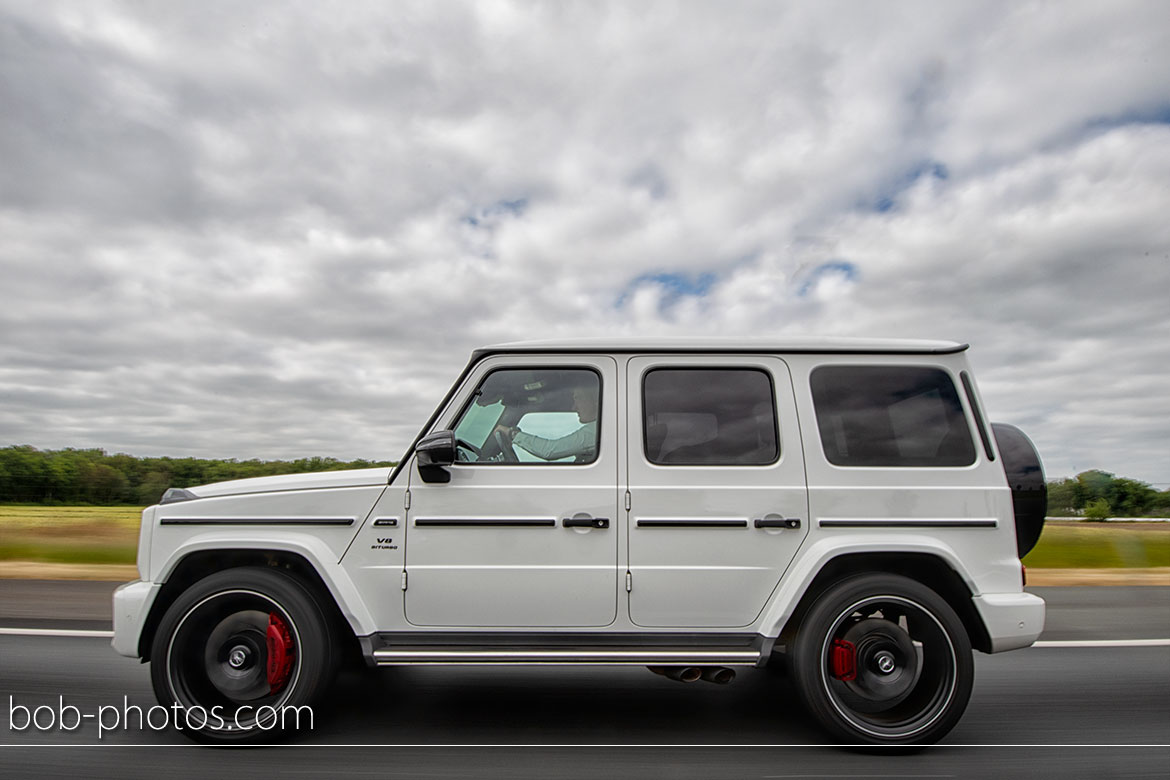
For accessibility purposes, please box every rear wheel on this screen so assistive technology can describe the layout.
[790,574,973,745]
[150,567,336,742]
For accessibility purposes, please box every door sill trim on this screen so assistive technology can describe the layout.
[370,647,763,666]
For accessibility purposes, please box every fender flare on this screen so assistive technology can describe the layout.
[757,534,979,640]
[152,534,378,636]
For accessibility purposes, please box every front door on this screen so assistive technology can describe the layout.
[626,356,810,627]
[405,355,619,627]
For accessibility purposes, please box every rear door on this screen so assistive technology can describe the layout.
[625,355,809,627]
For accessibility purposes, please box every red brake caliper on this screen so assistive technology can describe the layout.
[266,612,296,694]
[830,639,857,681]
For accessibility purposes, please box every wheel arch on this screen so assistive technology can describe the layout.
[776,552,992,655]
[138,547,366,661]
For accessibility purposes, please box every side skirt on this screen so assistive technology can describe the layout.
[359,631,769,667]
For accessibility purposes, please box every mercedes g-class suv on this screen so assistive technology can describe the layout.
[112,338,1046,745]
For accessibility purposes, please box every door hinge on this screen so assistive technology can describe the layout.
[401,570,408,591]
[624,491,631,511]
[625,571,632,592]
[404,490,411,510]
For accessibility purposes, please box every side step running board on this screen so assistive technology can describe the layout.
[371,647,763,666]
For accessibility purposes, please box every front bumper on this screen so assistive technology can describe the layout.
[972,591,1046,652]
[111,580,161,658]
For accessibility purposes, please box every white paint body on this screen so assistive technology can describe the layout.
[113,339,1044,659]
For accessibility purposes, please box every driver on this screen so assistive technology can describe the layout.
[494,386,598,462]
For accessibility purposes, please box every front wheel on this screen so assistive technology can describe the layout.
[790,574,973,745]
[150,567,336,742]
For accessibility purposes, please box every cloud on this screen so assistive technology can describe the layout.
[1,0,1168,486]
[617,271,719,312]
[796,261,859,300]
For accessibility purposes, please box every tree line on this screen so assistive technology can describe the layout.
[1047,469,1170,518]
[1,445,1167,516]
[0,445,396,506]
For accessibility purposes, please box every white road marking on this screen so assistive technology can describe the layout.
[0,627,114,638]
[1032,639,1170,648]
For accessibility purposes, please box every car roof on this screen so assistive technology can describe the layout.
[473,337,968,358]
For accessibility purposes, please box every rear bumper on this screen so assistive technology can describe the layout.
[111,580,161,658]
[972,591,1046,652]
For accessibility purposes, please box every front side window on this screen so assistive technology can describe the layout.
[643,368,779,466]
[810,365,975,467]
[451,368,600,464]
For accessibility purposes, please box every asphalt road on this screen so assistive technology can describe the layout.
[3,580,1168,639]
[1,584,1168,777]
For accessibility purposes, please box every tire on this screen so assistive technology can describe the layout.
[790,573,973,746]
[149,567,337,743]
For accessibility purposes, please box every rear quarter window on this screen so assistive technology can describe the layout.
[810,365,975,467]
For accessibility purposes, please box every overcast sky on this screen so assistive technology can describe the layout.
[1,1,1168,485]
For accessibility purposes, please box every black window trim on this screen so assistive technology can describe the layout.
[810,362,978,470]
[640,364,781,468]
[445,363,604,467]
[960,370,996,463]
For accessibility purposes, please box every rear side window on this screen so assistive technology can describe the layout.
[810,366,975,467]
[643,368,779,465]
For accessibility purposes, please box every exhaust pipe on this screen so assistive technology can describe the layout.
[646,666,702,683]
[700,666,736,685]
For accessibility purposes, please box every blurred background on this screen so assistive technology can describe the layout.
[1,0,1167,770]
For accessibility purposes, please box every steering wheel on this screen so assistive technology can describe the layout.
[492,430,520,463]
[455,438,481,463]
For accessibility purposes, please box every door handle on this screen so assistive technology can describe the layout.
[754,516,801,529]
[563,517,609,529]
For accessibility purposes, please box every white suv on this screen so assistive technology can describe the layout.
[112,338,1047,745]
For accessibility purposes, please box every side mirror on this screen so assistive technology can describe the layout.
[417,430,457,467]
[416,430,456,483]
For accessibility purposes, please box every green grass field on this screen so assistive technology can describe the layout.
[0,505,141,565]
[1,506,1168,569]
[1023,520,1170,568]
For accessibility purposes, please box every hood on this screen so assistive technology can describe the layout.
[169,467,392,501]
